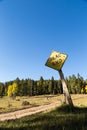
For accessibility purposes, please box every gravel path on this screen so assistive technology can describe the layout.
[0,101,61,121]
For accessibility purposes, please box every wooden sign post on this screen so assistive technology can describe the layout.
[58,69,73,107]
[45,50,73,108]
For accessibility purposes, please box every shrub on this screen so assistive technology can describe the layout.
[22,101,30,106]
[8,103,12,108]
[16,99,20,101]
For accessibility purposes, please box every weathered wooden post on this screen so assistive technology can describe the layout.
[45,50,73,108]
[58,69,73,107]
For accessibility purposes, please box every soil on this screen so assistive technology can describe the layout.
[0,101,61,121]
[0,94,87,121]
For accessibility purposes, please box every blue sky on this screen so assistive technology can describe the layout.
[0,0,87,82]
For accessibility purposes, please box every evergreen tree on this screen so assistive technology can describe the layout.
[0,83,4,97]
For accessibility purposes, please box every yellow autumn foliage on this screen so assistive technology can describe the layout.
[7,85,13,97]
[81,85,87,94]
[85,85,87,93]
[7,82,18,97]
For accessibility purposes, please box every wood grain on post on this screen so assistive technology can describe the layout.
[58,69,73,108]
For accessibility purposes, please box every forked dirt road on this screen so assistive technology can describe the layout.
[0,101,61,121]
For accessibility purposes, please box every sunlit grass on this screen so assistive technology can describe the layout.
[0,94,87,113]
[0,105,87,130]
[0,95,62,113]
[0,95,87,129]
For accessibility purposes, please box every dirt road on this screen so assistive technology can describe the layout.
[0,101,61,121]
[0,94,87,121]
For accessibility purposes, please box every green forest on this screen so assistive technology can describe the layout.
[0,73,87,98]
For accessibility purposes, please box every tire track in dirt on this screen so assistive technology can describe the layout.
[0,95,87,121]
[0,101,61,121]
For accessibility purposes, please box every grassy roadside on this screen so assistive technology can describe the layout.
[0,105,87,130]
[0,94,87,130]
[0,95,61,113]
[0,94,87,113]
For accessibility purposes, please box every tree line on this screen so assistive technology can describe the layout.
[0,73,87,97]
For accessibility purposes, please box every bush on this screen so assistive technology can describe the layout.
[16,99,20,101]
[8,103,12,108]
[22,101,30,106]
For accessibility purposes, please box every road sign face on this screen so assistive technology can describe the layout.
[45,51,68,70]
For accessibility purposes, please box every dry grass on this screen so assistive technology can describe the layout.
[71,94,87,107]
[0,94,87,113]
[0,94,87,130]
[0,95,61,113]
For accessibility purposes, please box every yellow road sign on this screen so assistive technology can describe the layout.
[45,51,68,70]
